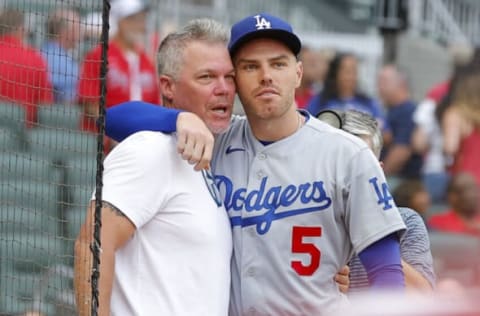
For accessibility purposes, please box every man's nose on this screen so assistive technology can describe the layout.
[259,66,273,85]
[213,78,230,95]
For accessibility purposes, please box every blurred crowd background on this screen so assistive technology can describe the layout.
[1,0,480,315]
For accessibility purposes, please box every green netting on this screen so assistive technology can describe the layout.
[0,1,105,315]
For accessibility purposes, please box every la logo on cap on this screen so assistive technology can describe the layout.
[254,14,271,30]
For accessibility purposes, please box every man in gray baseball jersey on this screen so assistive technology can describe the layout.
[106,13,406,315]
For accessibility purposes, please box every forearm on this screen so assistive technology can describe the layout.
[74,235,93,316]
[402,260,433,291]
[74,229,117,316]
[98,247,115,316]
[74,242,115,316]
[74,202,126,316]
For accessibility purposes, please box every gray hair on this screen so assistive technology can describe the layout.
[157,18,229,80]
[340,110,383,158]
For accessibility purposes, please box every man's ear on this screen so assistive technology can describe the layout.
[295,60,303,89]
[379,161,384,169]
[159,75,175,102]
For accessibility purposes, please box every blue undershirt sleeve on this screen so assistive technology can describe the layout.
[105,101,181,142]
[357,233,405,289]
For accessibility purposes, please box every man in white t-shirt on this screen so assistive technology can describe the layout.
[73,19,235,316]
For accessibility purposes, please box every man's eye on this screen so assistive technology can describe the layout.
[243,64,257,71]
[199,74,214,80]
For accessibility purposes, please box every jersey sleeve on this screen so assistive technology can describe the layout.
[105,101,181,142]
[99,132,173,228]
[344,147,406,253]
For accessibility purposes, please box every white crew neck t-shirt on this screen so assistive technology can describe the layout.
[99,131,232,316]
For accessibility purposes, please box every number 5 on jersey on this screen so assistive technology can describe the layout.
[291,226,322,276]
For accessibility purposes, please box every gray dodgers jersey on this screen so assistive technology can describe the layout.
[212,112,406,316]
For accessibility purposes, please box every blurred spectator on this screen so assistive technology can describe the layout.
[392,179,431,219]
[0,8,54,126]
[295,46,329,109]
[306,52,388,134]
[428,172,480,237]
[78,0,160,132]
[412,45,473,203]
[377,64,422,179]
[442,71,480,186]
[41,8,81,104]
[412,96,448,202]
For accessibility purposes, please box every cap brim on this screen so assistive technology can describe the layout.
[229,29,301,57]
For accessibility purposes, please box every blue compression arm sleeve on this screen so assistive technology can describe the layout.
[358,233,405,289]
[106,101,181,142]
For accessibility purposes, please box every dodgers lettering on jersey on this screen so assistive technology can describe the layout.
[216,175,332,234]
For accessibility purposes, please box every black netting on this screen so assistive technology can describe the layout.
[0,1,107,315]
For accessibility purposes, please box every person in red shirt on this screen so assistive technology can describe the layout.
[0,9,54,126]
[77,0,160,132]
[428,172,480,237]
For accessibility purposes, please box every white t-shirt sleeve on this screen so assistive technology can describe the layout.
[345,148,406,253]
[99,132,173,228]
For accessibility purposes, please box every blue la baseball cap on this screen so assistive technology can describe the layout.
[228,13,302,57]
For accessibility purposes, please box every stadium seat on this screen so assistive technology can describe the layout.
[64,155,97,187]
[0,263,60,315]
[0,102,26,133]
[0,205,60,236]
[37,104,82,129]
[0,232,68,273]
[0,180,60,215]
[63,183,92,253]
[0,152,61,182]
[62,155,96,242]
[0,126,25,152]
[0,180,62,238]
[27,128,97,163]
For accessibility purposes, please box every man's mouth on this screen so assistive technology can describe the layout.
[256,88,278,97]
[211,105,229,114]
